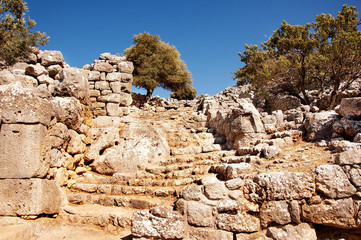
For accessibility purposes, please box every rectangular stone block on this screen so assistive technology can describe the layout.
[0,179,61,216]
[0,124,50,178]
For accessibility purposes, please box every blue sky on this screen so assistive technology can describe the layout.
[27,0,361,98]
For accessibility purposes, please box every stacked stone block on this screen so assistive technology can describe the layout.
[0,83,61,217]
[87,52,134,117]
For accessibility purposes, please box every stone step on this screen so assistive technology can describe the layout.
[66,192,176,210]
[60,204,136,231]
[0,224,31,240]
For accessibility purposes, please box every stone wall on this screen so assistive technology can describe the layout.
[86,52,134,117]
[0,49,134,217]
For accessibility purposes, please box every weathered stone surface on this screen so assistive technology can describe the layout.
[187,201,213,227]
[93,62,114,73]
[85,127,120,164]
[254,172,315,200]
[189,227,233,240]
[0,82,53,126]
[97,93,121,103]
[336,97,361,118]
[106,72,122,82]
[314,164,356,198]
[25,64,48,77]
[38,50,64,66]
[0,69,15,85]
[0,179,61,216]
[203,179,228,200]
[333,117,361,138]
[259,201,292,228]
[47,64,62,78]
[66,129,84,155]
[131,207,185,239]
[216,212,261,233]
[225,178,245,190]
[117,61,134,74]
[302,198,357,228]
[336,148,361,165]
[119,92,133,106]
[50,97,83,130]
[55,67,89,101]
[106,103,121,116]
[90,119,170,174]
[304,111,341,141]
[180,185,203,201]
[225,163,254,180]
[266,223,317,240]
[0,124,50,178]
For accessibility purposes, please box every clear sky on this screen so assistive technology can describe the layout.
[27,0,361,98]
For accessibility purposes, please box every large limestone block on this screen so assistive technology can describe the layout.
[0,124,50,178]
[0,82,53,126]
[254,172,315,200]
[50,97,84,130]
[187,201,213,227]
[216,212,261,233]
[55,67,89,101]
[266,223,317,240]
[336,97,361,118]
[0,179,61,216]
[90,119,170,175]
[302,198,357,228]
[38,50,64,66]
[336,148,361,165]
[314,164,356,198]
[131,206,186,239]
[259,201,292,228]
[93,62,114,73]
[189,227,233,240]
[304,111,341,141]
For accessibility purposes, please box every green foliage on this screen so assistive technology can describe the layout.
[170,84,197,100]
[0,0,48,67]
[125,32,193,98]
[234,5,361,109]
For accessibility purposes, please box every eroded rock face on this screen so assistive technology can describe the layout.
[38,50,64,67]
[304,111,341,141]
[0,82,53,126]
[254,172,315,200]
[89,118,170,175]
[302,198,358,228]
[0,179,61,216]
[55,67,89,101]
[266,223,317,240]
[336,97,361,118]
[0,124,50,178]
[131,206,186,239]
[216,212,261,233]
[314,164,356,198]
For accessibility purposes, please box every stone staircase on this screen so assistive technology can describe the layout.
[60,106,238,232]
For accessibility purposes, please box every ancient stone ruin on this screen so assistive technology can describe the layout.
[0,49,361,239]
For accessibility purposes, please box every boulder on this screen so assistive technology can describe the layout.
[0,69,15,85]
[131,206,186,239]
[266,223,317,240]
[90,118,170,174]
[336,148,361,165]
[254,172,315,200]
[314,164,356,198]
[302,198,358,228]
[304,111,341,141]
[336,97,361,118]
[0,82,53,126]
[93,61,114,73]
[50,97,84,130]
[216,212,261,233]
[55,67,89,101]
[0,179,61,216]
[187,201,213,227]
[117,61,134,74]
[259,201,292,228]
[333,117,361,138]
[25,64,48,77]
[0,123,50,178]
[38,50,64,66]
[189,227,233,240]
[268,95,302,112]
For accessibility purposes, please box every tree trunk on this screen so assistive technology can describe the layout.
[146,89,154,101]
